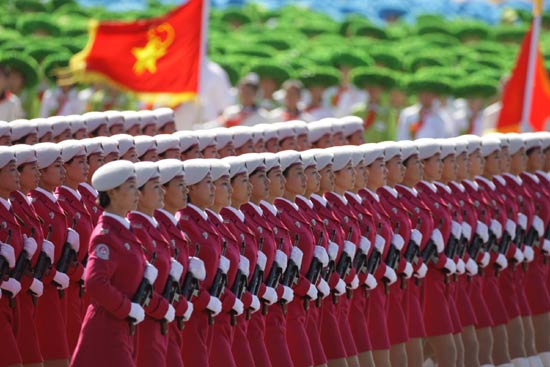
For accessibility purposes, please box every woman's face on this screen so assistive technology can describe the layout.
[468,150,484,177]
[354,161,367,190]
[500,147,510,173]
[403,155,423,183]
[160,149,180,160]
[19,162,40,192]
[334,162,355,191]
[422,153,442,181]
[304,166,321,194]
[347,131,364,146]
[510,149,526,173]
[318,164,334,193]
[164,176,188,210]
[267,167,285,198]
[181,145,201,160]
[279,137,298,151]
[231,173,251,206]
[40,158,66,188]
[236,140,255,155]
[202,145,218,159]
[312,134,332,149]
[249,169,270,200]
[484,150,501,176]
[121,148,138,163]
[213,176,232,209]
[455,152,468,180]
[64,155,89,185]
[441,154,457,182]
[140,149,159,162]
[188,174,214,209]
[111,177,139,213]
[284,164,306,196]
[88,153,105,181]
[0,161,19,195]
[218,142,236,158]
[139,177,165,212]
[366,158,387,189]
[386,155,404,185]
[527,147,543,171]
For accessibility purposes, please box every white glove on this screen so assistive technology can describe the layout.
[513,248,525,263]
[1,278,21,297]
[349,274,359,289]
[182,301,193,321]
[443,258,456,274]
[364,273,378,290]
[274,250,288,273]
[188,257,206,281]
[505,219,517,238]
[476,221,489,242]
[164,304,175,322]
[53,271,70,290]
[29,278,43,297]
[313,246,329,267]
[0,243,15,268]
[391,234,405,251]
[23,236,38,257]
[401,262,413,279]
[41,240,55,262]
[532,215,545,237]
[66,228,80,252]
[250,295,261,312]
[462,222,472,242]
[431,229,445,253]
[496,253,508,270]
[238,255,250,277]
[456,259,466,275]
[327,241,339,261]
[261,286,278,305]
[414,263,428,278]
[206,296,222,316]
[129,302,145,324]
[334,278,346,296]
[232,298,244,316]
[410,229,422,246]
[542,239,550,254]
[218,255,230,274]
[465,258,478,276]
[384,266,397,285]
[479,252,490,268]
[281,285,294,303]
[451,221,462,239]
[316,278,330,299]
[517,213,528,230]
[306,283,318,300]
[523,246,535,262]
[490,220,503,240]
[359,236,371,254]
[343,240,357,259]
[374,234,385,252]
[169,259,184,281]
[144,263,158,285]
[256,251,267,272]
[290,246,304,270]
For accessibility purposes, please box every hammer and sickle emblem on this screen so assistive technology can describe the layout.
[132,22,175,75]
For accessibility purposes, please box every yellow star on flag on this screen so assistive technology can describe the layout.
[132,39,166,75]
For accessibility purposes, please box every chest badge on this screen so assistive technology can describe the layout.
[295,221,301,228]
[311,218,317,226]
[49,211,55,219]
[343,216,349,223]
[124,243,130,251]
[202,232,208,239]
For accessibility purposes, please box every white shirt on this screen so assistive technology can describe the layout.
[0,92,23,121]
[40,87,85,117]
[453,107,485,136]
[200,60,233,122]
[397,104,455,140]
[324,85,366,117]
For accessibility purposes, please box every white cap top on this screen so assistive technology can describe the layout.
[535,131,550,150]
[195,129,217,151]
[300,150,317,169]
[222,156,248,178]
[274,122,295,141]
[398,140,418,161]
[287,120,308,136]
[66,115,86,135]
[134,135,157,158]
[308,120,332,143]
[505,133,524,155]
[92,160,135,192]
[104,110,124,129]
[112,134,134,156]
[122,111,141,131]
[155,134,180,155]
[461,134,482,155]
[250,125,265,144]
[211,128,233,149]
[182,159,211,185]
[83,111,108,133]
[480,136,501,157]
[134,161,160,188]
[34,142,61,169]
[96,137,118,156]
[0,121,10,137]
[10,119,37,141]
[438,139,456,159]
[277,150,302,171]
[154,107,175,128]
[339,116,364,138]
[416,138,441,160]
[230,126,253,149]
[81,138,103,156]
[260,152,280,171]
[138,110,157,129]
[378,141,401,161]
[311,149,333,170]
[48,116,70,138]
[522,133,542,151]
[12,144,36,166]
[485,132,509,148]
[257,123,279,142]
[33,118,51,139]
[207,159,229,181]
[173,130,199,152]
[242,153,266,175]
[59,139,86,162]
[158,159,185,185]
[0,146,14,169]
[347,145,365,166]
[326,146,353,171]
[361,143,384,165]
[451,137,469,155]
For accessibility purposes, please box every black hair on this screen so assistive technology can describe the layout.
[98,191,111,208]
[526,147,538,156]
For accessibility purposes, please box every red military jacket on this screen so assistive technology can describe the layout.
[78,183,102,227]
[10,190,44,269]
[502,173,535,233]
[0,198,29,291]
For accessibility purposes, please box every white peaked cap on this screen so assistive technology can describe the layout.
[273,122,295,141]
[480,136,501,157]
[451,137,469,155]
[122,110,141,131]
[0,146,14,169]
[66,114,86,134]
[34,118,51,139]
[415,138,441,160]
[83,111,108,133]
[378,141,401,161]
[194,129,217,150]
[34,142,61,169]
[92,160,135,192]
[104,110,124,129]
[339,116,364,137]
[461,134,482,155]
[134,161,160,188]
[534,131,550,150]
[12,144,36,166]
[230,126,253,149]
[10,119,37,141]
[173,131,199,152]
[222,156,248,178]
[158,159,185,185]
[134,135,157,158]
[183,159,211,185]
[96,137,118,156]
[241,153,266,174]
[300,150,317,169]
[345,145,364,166]
[59,139,86,162]
[361,143,385,165]
[138,110,157,128]
[260,152,280,171]
[505,133,525,155]
[256,123,279,142]
[81,138,103,156]
[211,128,233,149]
[326,146,353,171]
[398,140,419,161]
[438,139,456,159]
[287,120,308,136]
[311,149,333,170]
[48,116,70,137]
[154,107,175,128]
[308,120,333,143]
[522,132,543,151]
[0,121,10,137]
[155,134,180,155]
[111,134,134,156]
[209,159,230,181]
[250,125,265,144]
[277,150,302,171]
[485,132,509,148]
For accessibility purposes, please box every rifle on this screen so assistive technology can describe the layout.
[318,230,337,307]
[231,240,248,325]
[333,228,354,303]
[208,240,228,325]
[11,231,35,306]
[128,264,157,335]
[31,225,53,305]
[263,238,285,315]
[444,233,459,284]
[280,234,300,314]
[160,260,183,335]
[56,218,78,298]
[304,232,324,310]
[247,238,265,320]
[0,229,12,282]
[179,245,201,330]
[495,230,512,276]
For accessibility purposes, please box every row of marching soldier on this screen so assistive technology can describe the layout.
[0,111,550,367]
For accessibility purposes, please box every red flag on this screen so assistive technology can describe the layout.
[496,23,550,132]
[70,0,206,106]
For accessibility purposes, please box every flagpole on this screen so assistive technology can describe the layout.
[198,0,210,97]
[520,0,542,132]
